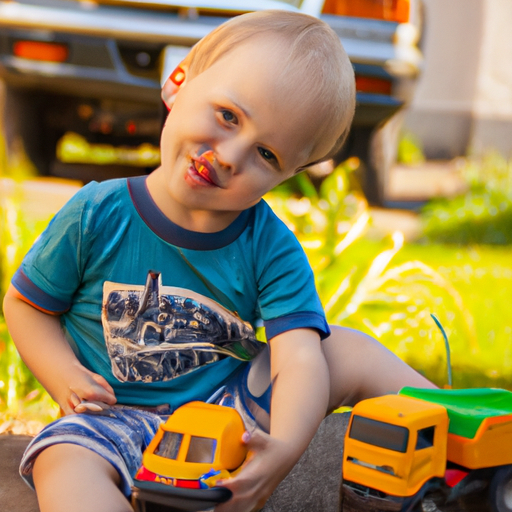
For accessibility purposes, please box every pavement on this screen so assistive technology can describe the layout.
[0,436,39,512]
[386,159,468,205]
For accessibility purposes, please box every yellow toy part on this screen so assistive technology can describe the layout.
[343,394,449,497]
[142,402,247,483]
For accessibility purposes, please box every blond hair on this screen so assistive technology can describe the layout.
[186,10,355,165]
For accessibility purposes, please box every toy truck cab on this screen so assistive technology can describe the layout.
[132,401,247,512]
[342,393,449,511]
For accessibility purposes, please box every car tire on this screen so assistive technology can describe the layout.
[337,114,402,207]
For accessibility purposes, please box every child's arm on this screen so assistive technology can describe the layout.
[3,286,117,415]
[216,328,328,512]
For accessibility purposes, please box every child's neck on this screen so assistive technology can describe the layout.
[145,171,240,233]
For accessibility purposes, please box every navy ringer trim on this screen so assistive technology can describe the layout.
[264,312,331,341]
[127,176,252,250]
[11,268,71,313]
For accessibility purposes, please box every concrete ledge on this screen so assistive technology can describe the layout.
[0,413,349,512]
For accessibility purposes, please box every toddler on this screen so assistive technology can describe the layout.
[3,10,432,512]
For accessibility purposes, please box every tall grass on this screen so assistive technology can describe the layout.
[0,136,63,430]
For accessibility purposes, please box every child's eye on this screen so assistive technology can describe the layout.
[258,147,277,163]
[220,109,237,124]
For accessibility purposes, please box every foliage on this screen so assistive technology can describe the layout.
[421,152,512,245]
[0,184,61,429]
[397,130,426,166]
[267,162,512,390]
[0,135,66,429]
[265,163,504,389]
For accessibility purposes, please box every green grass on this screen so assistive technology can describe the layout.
[339,241,512,389]
[422,152,512,245]
[267,160,512,390]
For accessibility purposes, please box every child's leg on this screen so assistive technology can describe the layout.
[322,326,436,412]
[20,408,163,512]
[33,443,131,512]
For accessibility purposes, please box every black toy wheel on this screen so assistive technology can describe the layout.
[132,480,232,512]
[490,465,512,512]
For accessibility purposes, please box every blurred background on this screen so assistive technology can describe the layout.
[0,0,512,433]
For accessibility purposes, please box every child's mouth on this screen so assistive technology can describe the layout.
[191,149,219,186]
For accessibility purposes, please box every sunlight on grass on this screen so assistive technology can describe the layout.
[267,161,512,390]
[422,152,512,245]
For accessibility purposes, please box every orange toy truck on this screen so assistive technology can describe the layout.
[341,387,512,512]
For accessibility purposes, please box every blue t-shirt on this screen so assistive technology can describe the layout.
[12,176,329,409]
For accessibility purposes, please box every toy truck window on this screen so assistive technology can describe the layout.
[349,415,409,453]
[155,432,183,460]
[415,426,435,450]
[185,436,217,464]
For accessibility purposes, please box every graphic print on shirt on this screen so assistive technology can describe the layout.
[102,271,264,383]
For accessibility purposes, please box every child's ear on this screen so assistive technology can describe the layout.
[161,61,189,111]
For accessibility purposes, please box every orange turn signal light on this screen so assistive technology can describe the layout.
[355,76,392,95]
[322,0,410,23]
[13,41,69,63]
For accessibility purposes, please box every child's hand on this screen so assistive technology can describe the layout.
[58,364,117,416]
[214,430,297,512]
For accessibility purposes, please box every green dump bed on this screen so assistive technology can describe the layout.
[400,387,512,439]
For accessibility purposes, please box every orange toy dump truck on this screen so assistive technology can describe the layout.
[341,387,512,512]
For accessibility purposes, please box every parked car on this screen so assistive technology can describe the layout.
[0,0,423,204]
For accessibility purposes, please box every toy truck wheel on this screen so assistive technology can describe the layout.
[490,465,512,512]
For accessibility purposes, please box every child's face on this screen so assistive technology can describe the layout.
[158,37,336,225]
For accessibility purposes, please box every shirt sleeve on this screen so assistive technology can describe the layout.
[10,183,95,313]
[253,203,330,340]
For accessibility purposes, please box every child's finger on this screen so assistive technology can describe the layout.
[91,373,116,398]
[242,428,270,452]
[69,391,81,408]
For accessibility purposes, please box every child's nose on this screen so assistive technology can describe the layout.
[214,139,249,174]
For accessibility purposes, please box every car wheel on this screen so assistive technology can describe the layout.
[337,114,402,207]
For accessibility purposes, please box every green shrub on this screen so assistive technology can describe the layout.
[397,130,426,165]
[422,152,512,245]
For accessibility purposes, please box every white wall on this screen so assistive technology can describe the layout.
[404,0,512,158]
